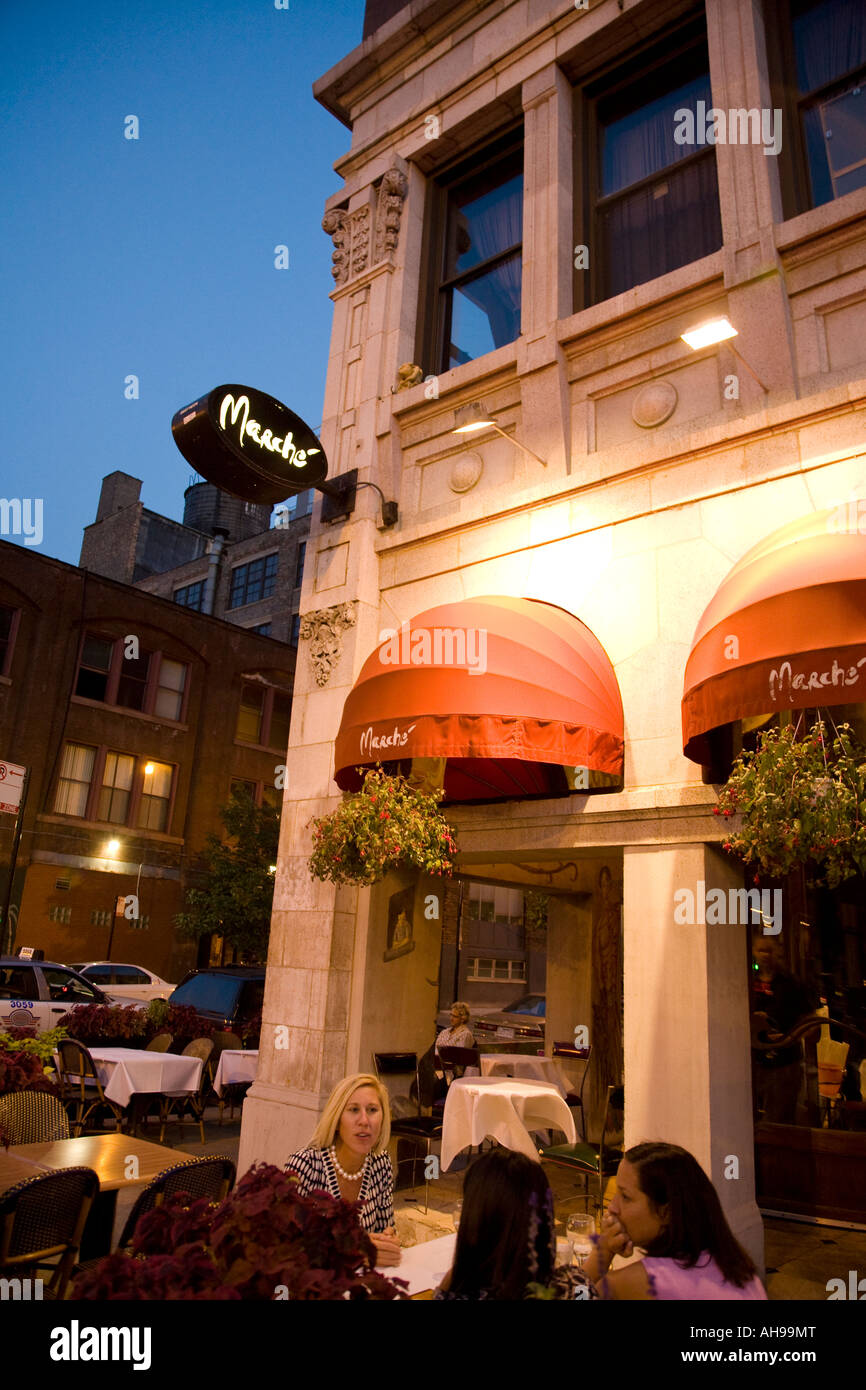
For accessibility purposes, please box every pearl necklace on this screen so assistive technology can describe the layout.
[330,1147,368,1184]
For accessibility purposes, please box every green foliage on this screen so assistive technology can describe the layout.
[0,1025,67,1062]
[309,766,457,887]
[524,892,549,945]
[716,720,866,889]
[146,998,171,1030]
[175,792,280,961]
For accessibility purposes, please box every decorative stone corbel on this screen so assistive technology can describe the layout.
[375,167,409,261]
[299,602,357,686]
[321,208,350,285]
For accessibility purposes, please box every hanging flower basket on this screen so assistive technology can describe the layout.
[715,719,866,889]
[309,765,457,887]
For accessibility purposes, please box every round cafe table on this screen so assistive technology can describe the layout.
[479,1052,571,1098]
[440,1075,576,1171]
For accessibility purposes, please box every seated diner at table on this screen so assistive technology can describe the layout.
[435,1148,596,1300]
[284,1072,401,1267]
[584,1141,767,1300]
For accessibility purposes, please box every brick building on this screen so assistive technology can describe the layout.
[0,541,295,978]
[80,471,312,648]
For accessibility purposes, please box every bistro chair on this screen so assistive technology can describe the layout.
[117,1155,236,1250]
[552,1041,593,1141]
[0,1090,70,1145]
[373,1051,442,1213]
[56,1039,126,1136]
[437,1045,481,1085]
[158,1038,214,1144]
[211,1030,246,1124]
[539,1083,624,1216]
[145,1033,173,1052]
[0,1166,98,1300]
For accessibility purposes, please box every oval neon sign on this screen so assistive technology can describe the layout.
[171,384,329,506]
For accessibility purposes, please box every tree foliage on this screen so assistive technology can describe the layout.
[175,793,280,961]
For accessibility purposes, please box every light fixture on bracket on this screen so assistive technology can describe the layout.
[680,316,768,393]
[451,400,549,466]
[319,471,399,527]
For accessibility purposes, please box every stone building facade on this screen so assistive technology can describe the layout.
[239,0,866,1245]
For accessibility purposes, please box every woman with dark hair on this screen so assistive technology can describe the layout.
[585,1142,767,1300]
[435,1148,596,1300]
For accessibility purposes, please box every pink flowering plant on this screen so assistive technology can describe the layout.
[715,719,866,889]
[309,765,457,886]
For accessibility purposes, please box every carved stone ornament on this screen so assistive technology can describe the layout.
[321,208,350,285]
[632,379,678,428]
[351,205,371,277]
[300,602,357,686]
[374,167,409,260]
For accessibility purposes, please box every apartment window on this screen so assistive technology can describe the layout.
[90,910,112,928]
[249,623,272,637]
[423,132,523,373]
[53,743,175,832]
[174,581,204,611]
[291,613,301,646]
[230,778,282,814]
[229,554,278,609]
[467,958,526,983]
[235,683,292,750]
[230,778,257,802]
[771,0,866,212]
[47,906,72,925]
[97,751,135,823]
[295,542,306,589]
[581,27,722,304]
[138,760,173,831]
[55,744,96,817]
[0,605,18,675]
[74,633,189,721]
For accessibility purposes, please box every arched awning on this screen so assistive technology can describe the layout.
[682,508,866,765]
[335,596,624,801]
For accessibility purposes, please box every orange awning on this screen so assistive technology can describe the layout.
[682,508,866,764]
[335,596,623,801]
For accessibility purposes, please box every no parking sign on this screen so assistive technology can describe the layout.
[0,761,26,815]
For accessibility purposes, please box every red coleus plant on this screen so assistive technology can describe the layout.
[71,1163,408,1301]
[309,765,457,887]
[56,1002,216,1052]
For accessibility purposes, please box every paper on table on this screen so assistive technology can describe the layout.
[375,1232,456,1296]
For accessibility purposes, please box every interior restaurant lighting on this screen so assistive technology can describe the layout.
[452,400,549,466]
[680,315,768,392]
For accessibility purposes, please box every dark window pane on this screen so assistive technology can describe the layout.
[291,614,300,646]
[598,152,721,300]
[599,72,711,195]
[803,85,866,205]
[791,0,866,96]
[117,648,152,711]
[231,778,257,802]
[295,543,306,588]
[445,171,523,278]
[174,582,204,610]
[75,635,113,701]
[446,254,522,369]
[236,684,264,743]
[268,693,292,751]
[0,605,14,671]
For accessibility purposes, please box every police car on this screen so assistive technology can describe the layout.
[0,956,138,1033]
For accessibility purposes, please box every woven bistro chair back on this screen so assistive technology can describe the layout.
[56,1038,125,1135]
[145,1033,173,1053]
[0,1166,98,1300]
[118,1155,236,1249]
[0,1090,70,1145]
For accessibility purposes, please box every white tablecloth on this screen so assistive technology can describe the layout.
[213,1049,258,1095]
[375,1233,456,1296]
[480,1053,572,1098]
[440,1076,576,1170]
[87,1047,203,1107]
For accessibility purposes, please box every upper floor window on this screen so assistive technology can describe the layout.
[581,27,722,304]
[249,623,272,637]
[174,581,204,611]
[74,633,188,721]
[770,0,866,212]
[422,132,523,373]
[229,554,278,609]
[295,542,306,589]
[234,683,292,750]
[54,742,175,832]
[0,604,18,675]
[291,613,301,647]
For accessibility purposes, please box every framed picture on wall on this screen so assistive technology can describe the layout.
[384,885,416,962]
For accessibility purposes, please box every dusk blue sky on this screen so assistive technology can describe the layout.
[2,0,366,563]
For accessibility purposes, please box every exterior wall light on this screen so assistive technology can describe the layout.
[451,401,549,466]
[681,316,768,392]
[106,839,121,855]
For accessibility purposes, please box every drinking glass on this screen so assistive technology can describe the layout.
[566,1213,596,1267]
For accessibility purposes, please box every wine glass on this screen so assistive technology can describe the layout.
[566,1212,596,1267]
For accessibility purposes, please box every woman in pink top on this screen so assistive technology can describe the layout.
[585,1142,767,1300]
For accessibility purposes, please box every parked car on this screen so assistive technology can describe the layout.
[472,992,547,1046]
[0,957,138,1033]
[168,966,265,1032]
[70,962,176,1002]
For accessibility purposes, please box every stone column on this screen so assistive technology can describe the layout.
[623,841,764,1268]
